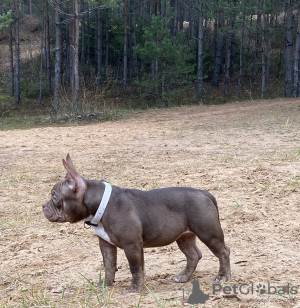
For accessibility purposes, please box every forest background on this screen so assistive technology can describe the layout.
[0,0,300,123]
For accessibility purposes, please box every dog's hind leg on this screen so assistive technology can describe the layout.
[173,233,202,283]
[192,225,231,282]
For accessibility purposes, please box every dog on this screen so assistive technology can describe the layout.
[42,154,231,292]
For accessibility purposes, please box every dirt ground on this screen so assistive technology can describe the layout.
[0,98,300,307]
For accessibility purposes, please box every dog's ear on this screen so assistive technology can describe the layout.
[62,157,86,197]
[65,153,77,172]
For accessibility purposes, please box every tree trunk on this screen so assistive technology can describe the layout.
[39,18,44,103]
[65,25,71,86]
[251,8,261,81]
[230,28,235,76]
[105,10,109,80]
[9,22,14,97]
[293,4,300,97]
[81,17,85,68]
[285,0,293,98]
[87,4,91,67]
[197,1,204,97]
[97,8,102,88]
[225,24,231,96]
[261,1,266,99]
[238,11,245,100]
[72,0,79,113]
[53,0,62,112]
[212,9,224,87]
[265,14,273,88]
[129,0,137,82]
[123,0,128,88]
[14,1,20,104]
[45,2,51,91]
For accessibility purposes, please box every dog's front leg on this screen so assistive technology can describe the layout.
[98,237,117,286]
[123,243,144,293]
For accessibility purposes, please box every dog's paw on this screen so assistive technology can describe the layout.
[173,274,189,283]
[214,273,231,282]
[125,284,142,293]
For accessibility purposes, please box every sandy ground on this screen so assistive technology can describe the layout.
[0,98,300,307]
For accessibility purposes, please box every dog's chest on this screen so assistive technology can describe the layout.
[94,222,115,246]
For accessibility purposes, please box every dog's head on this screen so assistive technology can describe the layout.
[42,154,89,223]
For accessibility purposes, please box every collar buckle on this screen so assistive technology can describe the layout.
[84,220,98,228]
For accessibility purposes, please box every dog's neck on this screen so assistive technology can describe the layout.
[83,179,107,216]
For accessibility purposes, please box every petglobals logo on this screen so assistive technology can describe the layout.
[213,282,298,296]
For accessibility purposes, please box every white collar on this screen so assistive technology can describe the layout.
[85,181,112,227]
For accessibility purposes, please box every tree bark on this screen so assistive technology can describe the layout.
[72,0,79,113]
[69,15,74,91]
[238,10,245,100]
[212,9,224,87]
[39,18,44,103]
[225,24,231,96]
[285,0,293,98]
[14,1,20,104]
[129,0,137,82]
[197,1,204,97]
[9,22,14,97]
[97,7,102,88]
[251,8,261,81]
[123,0,128,88]
[87,4,91,67]
[105,10,109,80]
[261,1,266,99]
[265,14,273,88]
[81,15,85,68]
[53,0,61,112]
[45,2,51,91]
[293,4,300,97]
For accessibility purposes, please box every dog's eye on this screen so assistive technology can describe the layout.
[52,195,62,209]
[52,192,59,204]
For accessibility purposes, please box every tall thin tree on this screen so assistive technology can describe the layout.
[9,21,14,97]
[14,0,20,104]
[285,0,293,98]
[45,1,51,91]
[238,8,245,100]
[293,4,300,97]
[123,0,128,88]
[53,0,62,112]
[39,18,44,103]
[212,7,224,87]
[197,0,204,97]
[72,0,79,113]
[97,7,102,88]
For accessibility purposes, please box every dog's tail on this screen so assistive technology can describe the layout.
[201,190,219,220]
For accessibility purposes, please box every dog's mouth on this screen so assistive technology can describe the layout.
[42,202,67,223]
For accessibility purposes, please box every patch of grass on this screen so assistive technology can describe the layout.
[0,113,51,130]
[284,175,300,192]
[232,197,242,209]
[144,284,166,308]
[253,182,271,194]
[170,125,185,133]
[0,272,118,308]
[234,118,250,128]
[276,149,300,162]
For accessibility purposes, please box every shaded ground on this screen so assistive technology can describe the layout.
[0,98,300,307]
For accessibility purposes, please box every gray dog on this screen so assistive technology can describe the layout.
[43,154,231,292]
